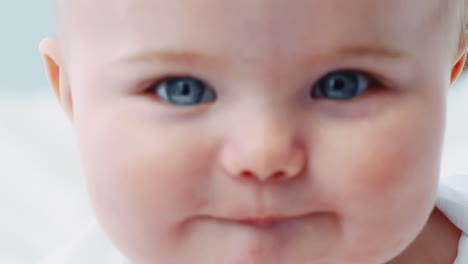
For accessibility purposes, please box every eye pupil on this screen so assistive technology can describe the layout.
[178,82,191,95]
[332,78,346,91]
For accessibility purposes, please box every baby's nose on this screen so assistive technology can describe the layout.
[219,118,306,182]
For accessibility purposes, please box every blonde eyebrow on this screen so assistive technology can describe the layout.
[121,50,222,65]
[121,44,408,66]
[332,44,409,59]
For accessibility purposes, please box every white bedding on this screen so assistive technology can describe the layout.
[1,73,468,264]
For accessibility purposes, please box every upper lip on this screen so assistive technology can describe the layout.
[234,216,295,222]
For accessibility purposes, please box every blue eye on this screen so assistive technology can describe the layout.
[155,76,216,106]
[312,70,370,100]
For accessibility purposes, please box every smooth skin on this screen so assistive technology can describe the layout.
[40,0,467,263]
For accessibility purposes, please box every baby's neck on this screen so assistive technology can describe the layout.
[388,207,461,264]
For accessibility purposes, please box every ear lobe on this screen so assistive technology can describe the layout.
[39,38,74,121]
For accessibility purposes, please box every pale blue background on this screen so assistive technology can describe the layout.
[0,0,54,93]
[0,1,467,264]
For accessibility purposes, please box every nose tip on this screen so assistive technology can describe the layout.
[219,113,306,183]
[224,147,306,182]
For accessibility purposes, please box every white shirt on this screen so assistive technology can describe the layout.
[40,175,468,264]
[436,175,468,264]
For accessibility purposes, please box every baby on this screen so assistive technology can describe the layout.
[38,0,468,263]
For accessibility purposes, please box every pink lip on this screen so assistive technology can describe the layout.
[236,217,279,228]
[217,214,313,228]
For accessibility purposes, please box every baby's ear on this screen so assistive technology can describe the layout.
[39,38,74,122]
[451,32,468,85]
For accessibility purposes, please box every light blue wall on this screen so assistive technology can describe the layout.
[0,0,55,93]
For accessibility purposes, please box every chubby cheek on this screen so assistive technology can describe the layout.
[313,101,444,259]
[74,106,215,259]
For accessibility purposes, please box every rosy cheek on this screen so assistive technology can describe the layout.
[312,106,442,216]
[313,140,410,210]
[80,107,213,215]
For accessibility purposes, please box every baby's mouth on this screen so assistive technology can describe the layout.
[235,217,278,228]
[197,212,340,260]
[215,214,316,229]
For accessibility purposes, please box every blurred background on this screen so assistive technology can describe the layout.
[0,1,467,264]
[0,1,94,263]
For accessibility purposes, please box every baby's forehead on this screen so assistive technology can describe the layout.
[55,0,458,72]
[57,0,446,28]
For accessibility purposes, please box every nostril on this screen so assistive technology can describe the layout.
[238,170,286,181]
[240,170,254,178]
[272,171,285,180]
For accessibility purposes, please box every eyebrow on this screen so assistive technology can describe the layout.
[121,44,408,65]
[333,44,409,59]
[121,50,222,65]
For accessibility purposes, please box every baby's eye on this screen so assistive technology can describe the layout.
[311,70,370,100]
[154,76,216,106]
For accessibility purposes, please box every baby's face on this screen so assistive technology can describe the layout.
[55,0,459,263]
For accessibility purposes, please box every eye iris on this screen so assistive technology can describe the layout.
[165,77,205,105]
[316,71,362,100]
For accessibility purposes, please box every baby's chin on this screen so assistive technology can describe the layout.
[181,213,338,263]
[116,213,403,264]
